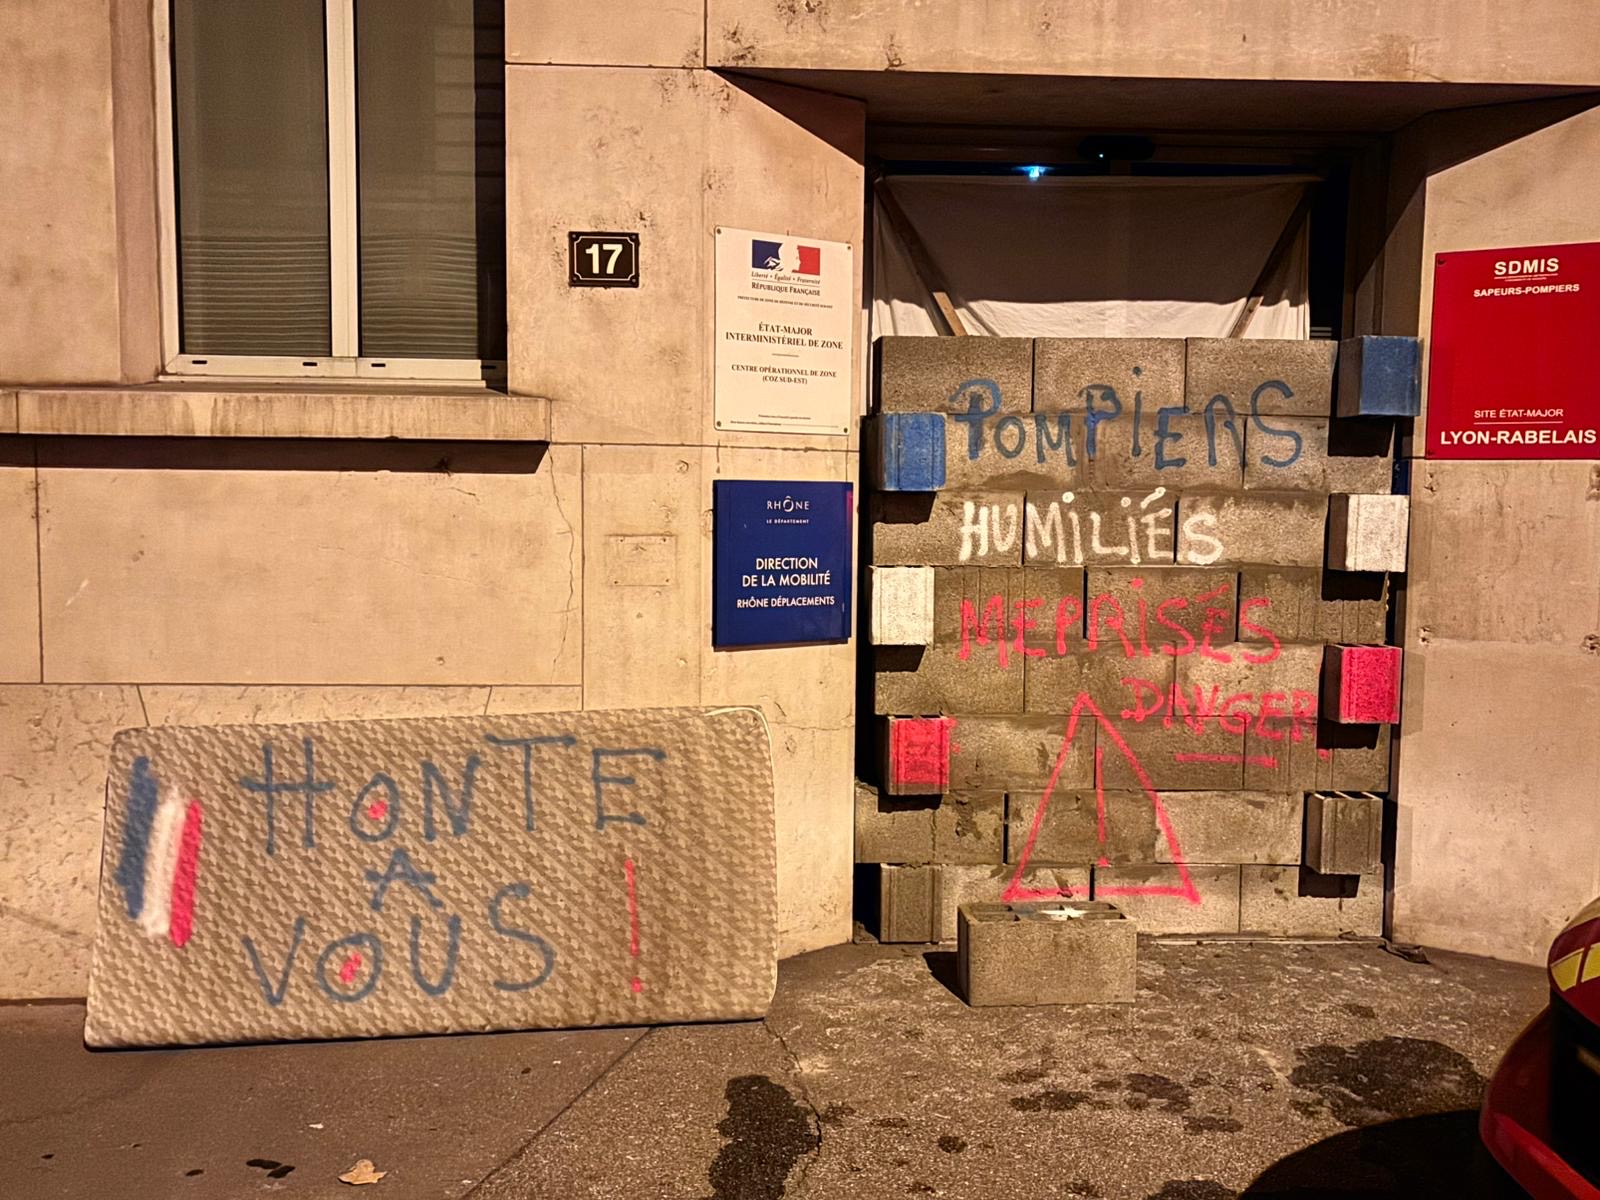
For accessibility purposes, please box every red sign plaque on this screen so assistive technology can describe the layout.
[1427,240,1600,459]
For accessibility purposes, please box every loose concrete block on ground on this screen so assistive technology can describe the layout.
[1336,336,1421,418]
[933,793,1005,864]
[877,337,1033,413]
[1328,493,1409,573]
[870,566,935,646]
[1177,493,1327,568]
[1239,865,1382,937]
[1324,645,1402,724]
[1185,338,1337,417]
[871,491,1025,567]
[1093,863,1242,933]
[1304,791,1383,876]
[854,781,935,864]
[940,864,1091,941]
[957,901,1136,1006]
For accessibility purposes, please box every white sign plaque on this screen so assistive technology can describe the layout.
[714,226,853,436]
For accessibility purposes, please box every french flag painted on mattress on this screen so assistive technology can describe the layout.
[113,757,204,947]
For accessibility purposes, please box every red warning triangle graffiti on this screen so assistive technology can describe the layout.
[1002,691,1201,905]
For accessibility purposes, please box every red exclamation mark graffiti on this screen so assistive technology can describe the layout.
[624,856,643,994]
[1094,744,1110,867]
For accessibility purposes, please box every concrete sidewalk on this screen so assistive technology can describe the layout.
[0,940,1544,1199]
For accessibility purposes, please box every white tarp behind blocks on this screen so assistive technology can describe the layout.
[871,175,1313,342]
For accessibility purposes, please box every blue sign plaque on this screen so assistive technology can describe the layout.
[713,480,853,648]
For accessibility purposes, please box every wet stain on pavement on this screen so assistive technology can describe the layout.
[871,1115,910,1129]
[1125,1073,1192,1114]
[1182,1114,1244,1135]
[1342,1002,1377,1020]
[706,1074,819,1200]
[1288,1037,1486,1127]
[1010,1088,1106,1113]
[245,1159,293,1180]
[818,1102,855,1126]
[936,1134,966,1153]
[998,1064,1048,1085]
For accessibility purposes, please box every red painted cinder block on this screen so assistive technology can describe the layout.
[886,717,954,794]
[1323,645,1402,724]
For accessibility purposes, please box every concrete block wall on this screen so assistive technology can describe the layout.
[861,336,1412,940]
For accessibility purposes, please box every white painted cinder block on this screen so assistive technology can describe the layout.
[870,566,935,645]
[1328,493,1409,573]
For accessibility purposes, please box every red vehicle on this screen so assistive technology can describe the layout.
[1481,897,1600,1199]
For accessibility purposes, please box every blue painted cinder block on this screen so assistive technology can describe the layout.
[1336,336,1421,418]
[877,412,947,491]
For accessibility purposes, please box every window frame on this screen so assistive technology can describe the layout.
[152,0,504,385]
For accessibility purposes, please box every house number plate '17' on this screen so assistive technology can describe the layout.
[569,232,640,288]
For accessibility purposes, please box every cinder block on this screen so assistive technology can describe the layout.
[940,864,1090,941]
[1155,792,1303,865]
[1085,567,1239,655]
[1093,863,1242,933]
[1176,493,1327,568]
[944,411,1083,491]
[948,714,1094,792]
[876,642,1024,715]
[1323,645,1402,724]
[871,413,947,492]
[870,566,935,647]
[1085,397,1245,491]
[1237,568,1387,645]
[1185,338,1337,417]
[884,716,954,794]
[1101,720,1246,790]
[934,793,1006,864]
[1244,721,1334,792]
[957,902,1137,1006]
[1024,488,1178,567]
[877,337,1033,413]
[1025,650,1172,720]
[854,781,935,864]
[1304,791,1382,876]
[1336,336,1421,418]
[1008,790,1160,865]
[1175,640,1322,698]
[871,491,1025,567]
[1242,417,1391,494]
[879,864,940,942]
[1327,722,1391,791]
[1239,865,1382,937]
[1034,338,1184,413]
[1328,493,1409,573]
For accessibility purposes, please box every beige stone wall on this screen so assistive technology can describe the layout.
[701,0,1600,84]
[0,8,865,994]
[1388,103,1600,964]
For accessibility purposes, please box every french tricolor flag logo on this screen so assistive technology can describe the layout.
[114,758,204,947]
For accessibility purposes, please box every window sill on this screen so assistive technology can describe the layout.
[7,384,549,442]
